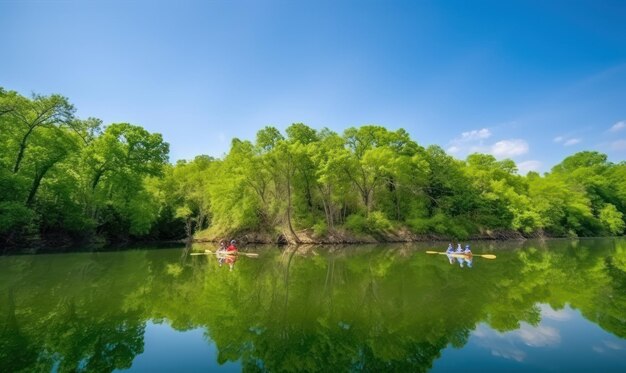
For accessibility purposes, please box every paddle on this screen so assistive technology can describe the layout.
[426,250,496,259]
[190,250,259,258]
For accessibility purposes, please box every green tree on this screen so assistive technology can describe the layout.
[3,92,75,174]
[86,123,169,237]
[599,204,625,235]
[343,126,417,216]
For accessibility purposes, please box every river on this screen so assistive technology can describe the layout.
[1,238,625,372]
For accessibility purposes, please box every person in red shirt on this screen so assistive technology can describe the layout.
[225,240,238,271]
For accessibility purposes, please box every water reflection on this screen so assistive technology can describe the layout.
[432,304,626,372]
[446,253,473,268]
[1,238,626,372]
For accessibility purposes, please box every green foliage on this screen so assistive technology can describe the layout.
[345,212,392,234]
[3,239,626,372]
[3,84,626,246]
[312,220,328,237]
[0,87,170,247]
[600,204,625,235]
[345,214,368,233]
[407,213,472,239]
[0,202,36,235]
[367,211,392,232]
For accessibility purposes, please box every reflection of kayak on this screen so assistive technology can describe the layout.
[203,250,259,258]
[213,250,237,255]
[426,251,496,259]
[212,250,236,257]
[189,250,259,258]
[210,250,260,258]
[190,251,236,257]
[447,253,473,259]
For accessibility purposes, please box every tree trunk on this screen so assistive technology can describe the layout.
[362,189,371,216]
[92,169,105,190]
[185,218,193,239]
[13,128,34,173]
[285,173,300,243]
[25,164,53,206]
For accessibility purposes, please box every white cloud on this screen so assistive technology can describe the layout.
[517,160,542,173]
[490,139,529,158]
[460,128,492,142]
[603,340,625,351]
[490,347,526,362]
[447,128,493,156]
[554,136,564,143]
[593,340,626,355]
[610,121,625,133]
[610,139,626,151]
[563,138,581,146]
[593,346,605,354]
[539,304,572,321]
[472,318,561,364]
[518,325,561,347]
[471,324,527,362]
[447,145,461,154]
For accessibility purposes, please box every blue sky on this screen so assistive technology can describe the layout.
[1,0,625,173]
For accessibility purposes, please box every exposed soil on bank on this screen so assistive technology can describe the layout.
[193,227,548,245]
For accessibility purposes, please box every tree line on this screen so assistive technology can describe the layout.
[179,124,626,242]
[1,87,625,248]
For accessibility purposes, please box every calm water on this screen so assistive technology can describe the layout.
[1,239,626,372]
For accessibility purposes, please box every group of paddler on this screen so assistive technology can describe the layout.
[445,243,473,268]
[425,243,496,264]
[446,243,472,255]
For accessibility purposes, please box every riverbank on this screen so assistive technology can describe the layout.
[193,226,547,245]
[0,222,586,254]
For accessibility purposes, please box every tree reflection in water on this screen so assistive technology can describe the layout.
[1,238,626,372]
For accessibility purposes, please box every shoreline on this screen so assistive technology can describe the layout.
[2,235,622,256]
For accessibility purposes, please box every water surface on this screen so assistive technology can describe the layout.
[1,238,626,372]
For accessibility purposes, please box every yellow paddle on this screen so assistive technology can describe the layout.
[426,250,496,259]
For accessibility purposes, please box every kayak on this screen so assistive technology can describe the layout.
[425,250,496,259]
[447,253,473,259]
[189,250,259,258]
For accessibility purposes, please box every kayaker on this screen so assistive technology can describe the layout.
[225,240,238,271]
[464,245,473,268]
[458,256,466,268]
[446,243,456,264]
[217,240,227,267]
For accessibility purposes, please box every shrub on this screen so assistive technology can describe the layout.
[0,202,37,235]
[345,214,368,233]
[367,211,392,232]
[406,217,430,234]
[406,213,472,240]
[312,221,328,237]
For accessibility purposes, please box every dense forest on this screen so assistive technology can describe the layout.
[1,87,625,249]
